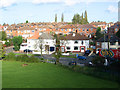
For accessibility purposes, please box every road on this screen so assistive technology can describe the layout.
[36,55,94,66]
[4,46,14,53]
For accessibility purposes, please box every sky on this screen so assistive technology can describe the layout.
[0,0,119,25]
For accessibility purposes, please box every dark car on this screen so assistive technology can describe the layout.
[68,61,77,66]
[24,49,32,52]
[77,56,86,60]
[84,50,91,56]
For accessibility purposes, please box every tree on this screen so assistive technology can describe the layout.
[55,14,57,22]
[84,10,88,24]
[53,34,62,64]
[72,11,89,24]
[72,13,80,24]
[0,31,7,40]
[95,27,103,40]
[61,13,64,22]
[34,38,44,57]
[116,29,120,38]
[26,20,28,23]
[0,43,5,59]
[12,36,23,51]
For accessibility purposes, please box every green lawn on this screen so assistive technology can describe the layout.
[2,61,119,88]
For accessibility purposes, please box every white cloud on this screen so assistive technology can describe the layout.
[0,0,17,7]
[107,5,118,13]
[32,0,60,4]
[0,0,119,8]
[32,0,119,6]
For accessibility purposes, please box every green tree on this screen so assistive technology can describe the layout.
[95,27,103,40]
[12,36,23,51]
[0,43,6,59]
[61,13,64,22]
[26,20,28,23]
[53,34,62,64]
[84,10,88,24]
[55,14,57,22]
[72,13,81,24]
[0,31,7,40]
[116,29,120,38]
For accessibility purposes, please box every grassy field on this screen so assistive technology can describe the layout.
[2,61,119,88]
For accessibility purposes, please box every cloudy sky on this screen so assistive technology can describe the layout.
[0,0,119,25]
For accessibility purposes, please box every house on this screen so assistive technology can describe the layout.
[96,34,120,50]
[27,32,56,54]
[60,33,89,53]
[108,22,120,34]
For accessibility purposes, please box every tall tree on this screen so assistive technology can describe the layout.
[12,36,23,51]
[61,13,64,22]
[55,14,57,22]
[84,10,88,24]
[81,13,84,24]
[26,20,28,23]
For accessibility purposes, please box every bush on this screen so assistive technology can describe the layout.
[5,42,10,47]
[92,56,105,66]
[5,52,16,61]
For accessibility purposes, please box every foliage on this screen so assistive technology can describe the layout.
[92,56,105,66]
[12,36,23,51]
[0,31,7,40]
[95,27,103,40]
[5,41,10,47]
[0,43,6,58]
[5,52,16,61]
[26,20,28,23]
[61,13,64,22]
[55,14,57,22]
[72,10,89,24]
[116,29,120,38]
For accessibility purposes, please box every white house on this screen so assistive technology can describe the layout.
[27,32,56,55]
[60,33,89,53]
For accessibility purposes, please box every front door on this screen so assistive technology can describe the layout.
[80,46,85,52]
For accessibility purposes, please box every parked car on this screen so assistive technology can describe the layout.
[77,56,86,60]
[68,61,77,66]
[84,50,91,56]
[24,49,32,52]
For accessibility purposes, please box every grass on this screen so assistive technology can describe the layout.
[14,53,33,56]
[2,61,120,88]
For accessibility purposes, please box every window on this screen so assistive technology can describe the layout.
[7,31,9,32]
[39,29,41,31]
[74,41,78,44]
[73,28,75,31]
[74,46,78,50]
[83,29,85,31]
[87,29,89,31]
[110,42,115,45]
[11,30,12,32]
[81,41,84,45]
[97,42,100,46]
[91,28,93,31]
[61,29,63,31]
[65,29,67,31]
[79,28,80,31]
[21,31,23,33]
[67,47,70,50]
[32,30,35,32]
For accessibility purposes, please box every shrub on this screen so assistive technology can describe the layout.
[5,42,10,47]
[5,52,16,61]
[92,56,105,66]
